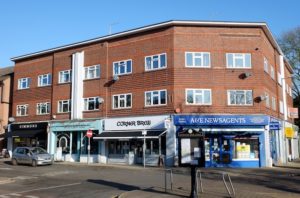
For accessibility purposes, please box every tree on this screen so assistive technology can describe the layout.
[278,27,300,125]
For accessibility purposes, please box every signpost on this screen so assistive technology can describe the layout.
[142,130,147,168]
[86,129,93,164]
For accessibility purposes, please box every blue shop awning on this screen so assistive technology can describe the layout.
[94,130,166,140]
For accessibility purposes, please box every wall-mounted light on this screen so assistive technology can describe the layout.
[239,72,252,79]
[113,75,119,82]
[254,94,268,103]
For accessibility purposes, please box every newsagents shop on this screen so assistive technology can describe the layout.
[173,114,270,168]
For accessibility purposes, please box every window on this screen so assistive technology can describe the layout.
[186,89,212,105]
[84,97,100,111]
[38,74,52,87]
[18,78,31,89]
[279,101,284,114]
[232,138,259,159]
[17,104,28,116]
[36,102,50,115]
[58,100,71,113]
[113,60,132,75]
[226,53,251,68]
[265,92,270,108]
[289,87,292,97]
[145,90,167,106]
[270,66,275,80]
[84,65,100,79]
[227,90,253,105]
[113,93,132,109]
[145,53,167,71]
[264,57,268,73]
[185,52,210,67]
[271,97,276,111]
[59,70,72,83]
[278,72,282,85]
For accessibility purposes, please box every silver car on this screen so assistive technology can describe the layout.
[12,147,53,167]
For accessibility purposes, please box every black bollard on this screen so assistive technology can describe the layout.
[190,165,198,198]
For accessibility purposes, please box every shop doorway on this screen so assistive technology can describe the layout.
[208,137,232,167]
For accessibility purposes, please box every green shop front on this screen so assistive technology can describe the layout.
[49,119,102,163]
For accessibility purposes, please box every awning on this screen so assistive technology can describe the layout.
[94,130,167,140]
[5,129,46,138]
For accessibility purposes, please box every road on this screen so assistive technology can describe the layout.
[0,159,300,198]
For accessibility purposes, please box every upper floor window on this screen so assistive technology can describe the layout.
[113,93,132,109]
[227,90,253,105]
[38,74,52,87]
[145,53,167,71]
[145,89,167,106]
[289,87,292,97]
[271,97,276,111]
[84,97,100,111]
[85,65,100,79]
[278,72,282,85]
[113,60,132,75]
[226,53,251,69]
[36,102,50,115]
[16,104,28,116]
[264,57,268,73]
[59,70,72,84]
[186,89,212,105]
[270,66,275,80]
[279,101,284,114]
[265,92,270,108]
[18,78,31,90]
[58,100,71,113]
[185,52,210,68]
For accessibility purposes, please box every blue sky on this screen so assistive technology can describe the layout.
[0,0,299,67]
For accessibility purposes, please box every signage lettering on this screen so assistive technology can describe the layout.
[19,124,38,129]
[116,120,151,127]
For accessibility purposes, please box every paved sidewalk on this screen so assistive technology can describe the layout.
[275,158,300,169]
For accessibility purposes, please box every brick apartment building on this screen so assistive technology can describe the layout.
[0,66,14,152]
[7,20,299,167]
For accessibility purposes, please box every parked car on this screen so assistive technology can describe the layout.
[12,147,53,167]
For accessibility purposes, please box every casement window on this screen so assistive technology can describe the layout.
[38,74,52,87]
[18,78,31,90]
[145,89,167,106]
[16,104,28,116]
[271,97,276,111]
[59,70,72,83]
[278,72,282,85]
[279,101,284,114]
[84,97,100,111]
[185,52,210,68]
[113,60,132,75]
[264,57,269,73]
[84,65,100,79]
[270,66,275,80]
[58,100,71,113]
[227,90,253,105]
[265,92,270,108]
[145,53,167,71]
[113,93,132,109]
[36,102,50,115]
[226,53,251,69]
[186,89,212,105]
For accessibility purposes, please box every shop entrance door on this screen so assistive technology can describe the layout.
[210,136,233,167]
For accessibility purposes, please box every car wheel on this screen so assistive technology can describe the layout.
[31,160,37,167]
[12,158,18,166]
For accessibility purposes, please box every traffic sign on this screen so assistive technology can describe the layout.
[86,129,93,138]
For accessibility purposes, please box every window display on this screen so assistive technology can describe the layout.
[233,138,259,159]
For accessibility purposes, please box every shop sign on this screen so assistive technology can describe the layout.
[50,120,101,132]
[288,108,299,118]
[285,127,294,138]
[104,115,169,131]
[174,115,269,126]
[11,122,48,131]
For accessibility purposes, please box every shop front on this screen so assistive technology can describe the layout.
[94,115,170,166]
[6,122,49,156]
[173,115,269,168]
[49,119,102,163]
[284,122,299,161]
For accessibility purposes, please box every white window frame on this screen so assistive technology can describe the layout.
[18,78,31,90]
[185,89,212,105]
[38,74,52,87]
[145,89,167,107]
[227,90,253,106]
[84,65,100,80]
[279,100,284,114]
[278,72,282,85]
[265,92,270,108]
[84,97,100,111]
[271,97,276,111]
[264,57,269,73]
[226,53,251,69]
[36,102,50,115]
[59,70,72,84]
[113,59,132,76]
[270,66,275,80]
[16,104,28,116]
[145,53,167,71]
[112,93,132,109]
[185,52,211,68]
[57,100,71,113]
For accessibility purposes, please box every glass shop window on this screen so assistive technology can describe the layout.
[232,138,259,159]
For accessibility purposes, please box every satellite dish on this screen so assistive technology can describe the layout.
[113,75,119,81]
